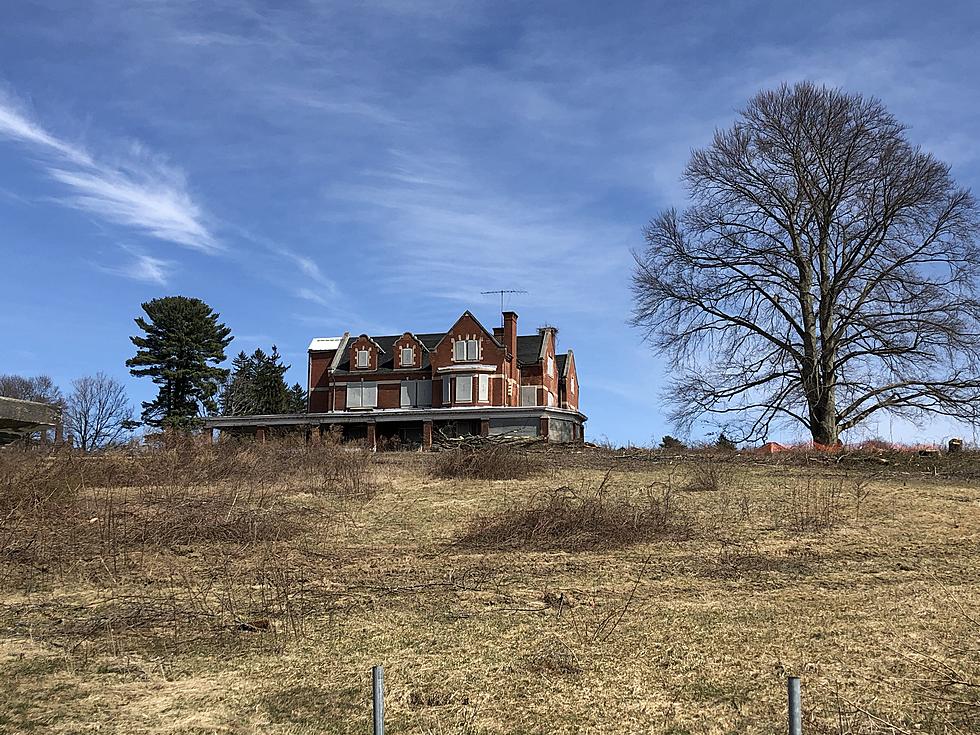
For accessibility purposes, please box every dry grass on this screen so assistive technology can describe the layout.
[0,441,978,734]
[429,443,539,481]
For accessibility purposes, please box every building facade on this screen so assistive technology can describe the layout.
[206,310,585,449]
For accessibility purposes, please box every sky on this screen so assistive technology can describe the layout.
[2,0,980,446]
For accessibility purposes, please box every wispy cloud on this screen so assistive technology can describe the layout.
[100,247,173,285]
[0,92,218,252]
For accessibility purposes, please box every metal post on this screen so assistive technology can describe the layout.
[372,665,385,735]
[788,676,801,735]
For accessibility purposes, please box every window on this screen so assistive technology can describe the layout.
[547,355,554,377]
[400,380,432,407]
[570,377,575,393]
[456,375,472,403]
[355,348,370,369]
[346,382,377,408]
[521,386,538,406]
[478,374,490,402]
[548,392,555,406]
[442,377,451,404]
[400,347,414,367]
[453,338,480,362]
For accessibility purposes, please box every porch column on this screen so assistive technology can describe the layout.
[256,426,268,443]
[538,416,550,441]
[366,422,377,451]
[480,418,490,437]
[422,420,433,451]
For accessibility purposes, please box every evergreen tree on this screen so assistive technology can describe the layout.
[288,383,308,413]
[220,346,304,415]
[127,296,233,428]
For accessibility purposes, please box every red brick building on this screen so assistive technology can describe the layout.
[206,310,585,448]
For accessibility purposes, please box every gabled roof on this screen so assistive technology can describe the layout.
[332,332,445,374]
[556,353,568,377]
[433,311,504,350]
[516,334,544,366]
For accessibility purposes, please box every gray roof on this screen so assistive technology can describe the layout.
[330,330,550,374]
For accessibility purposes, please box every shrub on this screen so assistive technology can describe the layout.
[430,444,538,481]
[660,435,686,450]
[684,456,734,492]
[457,472,689,550]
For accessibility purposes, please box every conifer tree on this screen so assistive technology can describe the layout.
[127,296,232,428]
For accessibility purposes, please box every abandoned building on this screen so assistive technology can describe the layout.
[205,310,586,449]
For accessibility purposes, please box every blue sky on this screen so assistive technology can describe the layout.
[2,1,979,446]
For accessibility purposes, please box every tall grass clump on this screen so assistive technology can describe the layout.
[457,472,690,550]
[430,444,538,481]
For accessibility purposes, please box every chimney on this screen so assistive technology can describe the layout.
[502,311,518,360]
[493,326,504,341]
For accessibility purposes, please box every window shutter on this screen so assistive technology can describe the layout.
[478,374,489,402]
[466,339,479,361]
[418,381,432,407]
[363,383,378,408]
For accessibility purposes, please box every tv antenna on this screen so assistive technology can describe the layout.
[481,289,527,323]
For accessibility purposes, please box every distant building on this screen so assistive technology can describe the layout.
[205,310,585,448]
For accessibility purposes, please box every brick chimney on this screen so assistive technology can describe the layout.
[502,311,518,360]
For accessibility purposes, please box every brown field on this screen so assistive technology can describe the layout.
[1,439,978,734]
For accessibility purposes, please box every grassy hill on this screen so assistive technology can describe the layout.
[1,439,977,733]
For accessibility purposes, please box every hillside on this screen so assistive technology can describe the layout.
[1,440,978,734]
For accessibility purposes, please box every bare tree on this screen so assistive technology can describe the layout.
[0,374,63,406]
[632,82,980,445]
[64,373,137,451]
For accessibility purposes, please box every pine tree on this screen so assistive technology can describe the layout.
[288,383,308,413]
[127,296,233,428]
[220,346,304,415]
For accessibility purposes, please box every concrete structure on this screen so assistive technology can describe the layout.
[205,310,586,449]
[0,396,60,446]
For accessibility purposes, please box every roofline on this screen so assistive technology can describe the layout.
[432,310,504,351]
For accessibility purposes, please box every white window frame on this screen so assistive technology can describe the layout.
[356,348,370,369]
[400,347,414,367]
[466,338,479,361]
[455,375,472,403]
[478,373,490,402]
[453,340,466,362]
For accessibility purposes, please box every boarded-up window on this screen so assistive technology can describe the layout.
[346,382,377,408]
[520,386,538,406]
[442,377,451,404]
[400,347,414,367]
[456,375,472,403]
[401,380,433,407]
[466,339,479,361]
[478,374,490,402]
[453,340,466,361]
[547,355,554,376]
[356,349,370,368]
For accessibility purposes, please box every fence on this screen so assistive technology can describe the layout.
[369,665,804,734]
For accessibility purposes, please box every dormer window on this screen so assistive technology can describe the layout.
[400,347,414,367]
[454,338,479,362]
[355,348,370,369]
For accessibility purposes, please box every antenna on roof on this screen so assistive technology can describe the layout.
[481,290,527,325]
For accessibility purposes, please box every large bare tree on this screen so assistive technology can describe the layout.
[63,373,137,451]
[632,82,980,445]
